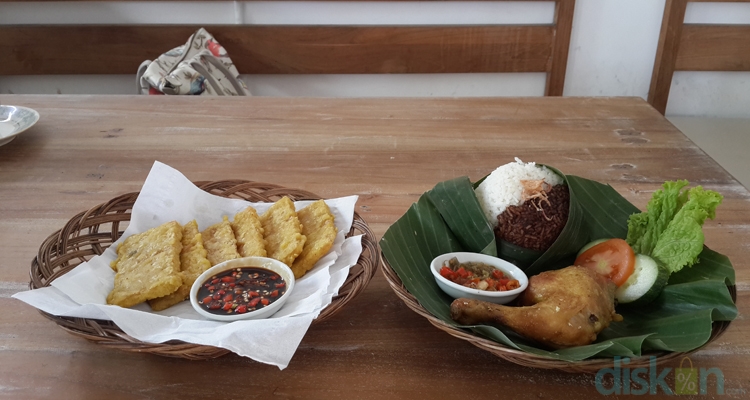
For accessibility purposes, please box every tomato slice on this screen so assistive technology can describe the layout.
[574,238,635,286]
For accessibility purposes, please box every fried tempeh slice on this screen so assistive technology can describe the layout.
[202,216,241,266]
[231,205,267,258]
[148,220,212,311]
[260,196,306,267]
[291,200,337,278]
[106,221,183,308]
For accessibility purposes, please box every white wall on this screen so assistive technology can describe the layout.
[1,1,749,117]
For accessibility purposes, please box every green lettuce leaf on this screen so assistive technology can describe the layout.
[627,182,723,274]
[652,186,723,273]
[626,180,689,255]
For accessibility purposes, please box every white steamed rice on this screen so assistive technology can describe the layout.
[474,158,563,228]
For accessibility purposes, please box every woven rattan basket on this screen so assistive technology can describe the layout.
[29,180,379,360]
[381,254,735,374]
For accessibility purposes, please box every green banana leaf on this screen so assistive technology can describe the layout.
[380,171,737,361]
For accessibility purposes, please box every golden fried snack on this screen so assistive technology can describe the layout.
[148,220,212,311]
[231,205,267,258]
[107,221,183,308]
[291,200,337,278]
[202,216,241,266]
[260,197,306,267]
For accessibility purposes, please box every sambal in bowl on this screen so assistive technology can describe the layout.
[430,252,528,304]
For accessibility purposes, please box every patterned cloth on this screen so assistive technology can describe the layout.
[137,28,249,96]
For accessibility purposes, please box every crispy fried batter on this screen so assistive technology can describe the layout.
[106,221,183,308]
[202,216,241,266]
[291,200,337,278]
[231,205,267,258]
[148,220,212,311]
[260,197,306,267]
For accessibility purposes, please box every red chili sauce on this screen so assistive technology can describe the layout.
[439,257,520,292]
[197,267,287,315]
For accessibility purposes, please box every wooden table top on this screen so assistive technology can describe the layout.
[1,95,747,399]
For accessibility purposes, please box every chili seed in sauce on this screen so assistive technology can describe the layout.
[197,267,287,315]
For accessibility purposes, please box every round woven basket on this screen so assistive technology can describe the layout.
[29,180,380,360]
[381,254,735,374]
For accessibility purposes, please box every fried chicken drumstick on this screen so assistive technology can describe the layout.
[450,265,622,349]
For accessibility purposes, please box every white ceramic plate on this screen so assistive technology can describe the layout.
[0,105,40,147]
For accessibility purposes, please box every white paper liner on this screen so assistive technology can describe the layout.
[13,161,362,369]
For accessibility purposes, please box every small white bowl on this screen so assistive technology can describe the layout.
[190,256,295,322]
[0,105,40,147]
[430,252,528,304]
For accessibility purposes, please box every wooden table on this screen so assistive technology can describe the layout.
[1,95,747,399]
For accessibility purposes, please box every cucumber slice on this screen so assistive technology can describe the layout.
[615,254,670,306]
[576,238,609,257]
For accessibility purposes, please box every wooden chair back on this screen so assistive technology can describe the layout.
[1,0,575,96]
[648,0,750,114]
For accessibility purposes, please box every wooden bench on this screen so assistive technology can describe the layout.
[1,0,576,96]
[648,0,750,114]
